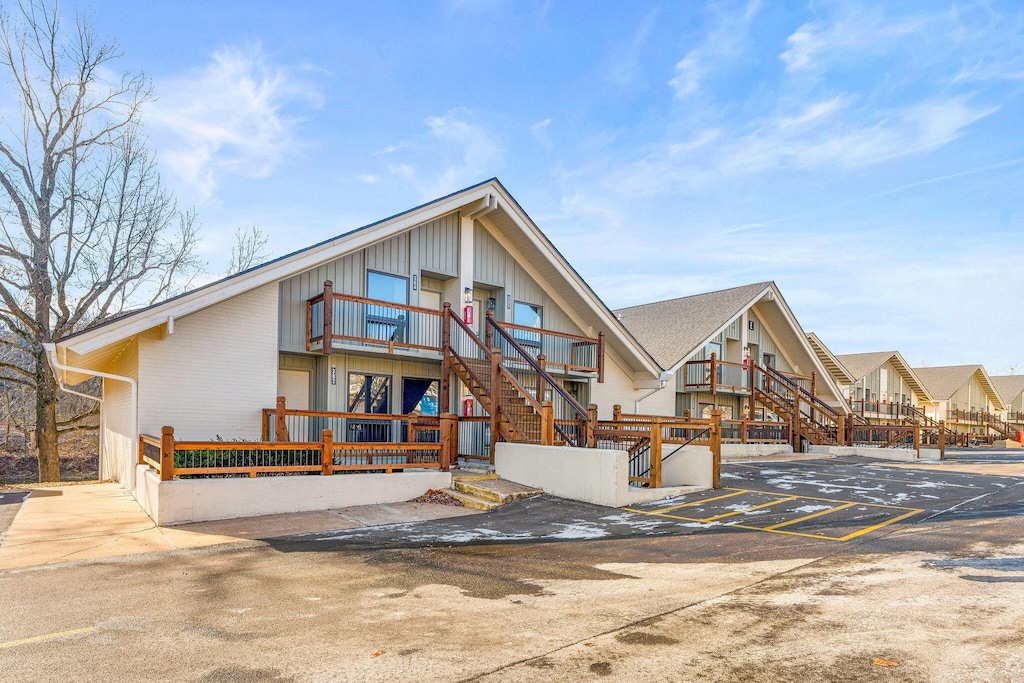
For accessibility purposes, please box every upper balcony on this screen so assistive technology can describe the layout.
[681,355,814,396]
[305,282,604,377]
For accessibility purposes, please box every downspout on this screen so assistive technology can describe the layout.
[635,371,674,414]
[43,342,138,491]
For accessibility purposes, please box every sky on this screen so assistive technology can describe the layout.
[64,0,1024,373]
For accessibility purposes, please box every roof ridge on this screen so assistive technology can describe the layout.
[615,281,772,313]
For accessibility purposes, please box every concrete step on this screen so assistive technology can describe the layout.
[445,488,503,511]
[453,478,543,505]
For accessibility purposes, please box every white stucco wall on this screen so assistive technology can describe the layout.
[589,349,675,419]
[135,465,452,525]
[137,283,279,441]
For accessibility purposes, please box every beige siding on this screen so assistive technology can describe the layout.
[327,354,442,413]
[472,222,583,336]
[588,349,675,419]
[100,339,138,484]
[950,374,996,413]
[277,214,461,352]
[137,283,279,440]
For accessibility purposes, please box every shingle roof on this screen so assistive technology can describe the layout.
[613,282,771,369]
[991,375,1024,404]
[835,351,898,381]
[912,365,1001,407]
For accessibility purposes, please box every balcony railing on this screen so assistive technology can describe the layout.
[682,354,816,397]
[306,281,603,377]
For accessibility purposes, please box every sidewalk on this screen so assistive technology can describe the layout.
[0,482,479,570]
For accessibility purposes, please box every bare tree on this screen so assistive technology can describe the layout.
[227,224,271,274]
[0,1,200,481]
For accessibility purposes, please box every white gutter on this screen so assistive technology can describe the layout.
[43,342,138,490]
[635,371,674,413]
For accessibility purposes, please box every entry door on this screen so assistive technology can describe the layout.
[278,370,310,410]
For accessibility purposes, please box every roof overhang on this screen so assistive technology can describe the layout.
[806,333,856,386]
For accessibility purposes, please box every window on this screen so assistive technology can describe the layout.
[365,272,409,343]
[513,301,543,349]
[706,341,723,359]
[367,271,408,304]
[348,373,391,442]
[762,352,776,368]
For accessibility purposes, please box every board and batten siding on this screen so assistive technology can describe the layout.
[326,353,442,413]
[472,222,584,336]
[950,374,996,413]
[278,214,460,352]
[851,361,918,405]
[137,283,279,441]
[100,339,139,485]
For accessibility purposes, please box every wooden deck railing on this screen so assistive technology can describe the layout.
[305,281,604,379]
[139,424,448,480]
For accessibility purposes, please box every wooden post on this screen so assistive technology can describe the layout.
[160,426,174,482]
[810,371,816,398]
[321,429,334,475]
[649,417,663,489]
[491,347,503,460]
[441,303,452,416]
[597,331,605,383]
[938,420,946,460]
[485,310,494,348]
[709,353,718,396]
[541,400,555,446]
[138,435,145,466]
[741,418,748,444]
[586,403,598,448]
[791,390,801,451]
[710,410,722,489]
[748,366,757,420]
[837,415,845,447]
[613,404,622,422]
[406,414,416,443]
[913,422,921,457]
[536,354,546,403]
[439,413,456,471]
[322,280,334,355]
[275,396,288,442]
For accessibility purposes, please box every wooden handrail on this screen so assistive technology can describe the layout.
[494,319,600,344]
[327,291,445,318]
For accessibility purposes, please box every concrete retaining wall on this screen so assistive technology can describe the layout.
[134,465,451,525]
[806,445,919,462]
[494,443,710,508]
[721,443,794,459]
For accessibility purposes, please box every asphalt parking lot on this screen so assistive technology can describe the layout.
[2,452,1023,682]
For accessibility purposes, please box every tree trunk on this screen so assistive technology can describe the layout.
[34,350,60,482]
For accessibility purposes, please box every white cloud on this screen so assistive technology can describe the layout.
[148,44,323,200]
[668,0,762,98]
[386,109,502,199]
[357,173,380,184]
[780,9,929,73]
[530,118,553,148]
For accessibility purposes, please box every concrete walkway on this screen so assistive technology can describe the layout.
[0,483,479,570]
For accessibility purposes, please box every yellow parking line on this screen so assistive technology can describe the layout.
[0,626,95,649]
[700,496,797,522]
[734,488,919,511]
[835,508,923,541]
[729,462,981,489]
[763,502,857,530]
[647,489,751,513]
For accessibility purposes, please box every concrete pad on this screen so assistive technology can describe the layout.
[0,483,481,570]
[877,462,1024,478]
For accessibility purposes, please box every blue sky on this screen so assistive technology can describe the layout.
[78,0,1024,372]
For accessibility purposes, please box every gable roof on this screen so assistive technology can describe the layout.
[912,365,1004,409]
[806,333,856,385]
[614,282,771,369]
[991,375,1024,405]
[614,282,849,410]
[55,179,662,380]
[835,350,933,402]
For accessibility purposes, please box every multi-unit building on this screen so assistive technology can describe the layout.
[912,365,1009,438]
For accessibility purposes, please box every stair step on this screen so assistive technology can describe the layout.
[454,478,543,504]
[445,488,503,511]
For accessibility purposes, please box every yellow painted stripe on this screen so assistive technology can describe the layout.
[700,496,797,522]
[647,489,751,513]
[835,508,923,541]
[0,626,95,649]
[763,502,857,530]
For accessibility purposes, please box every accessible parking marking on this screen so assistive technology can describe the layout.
[625,488,923,542]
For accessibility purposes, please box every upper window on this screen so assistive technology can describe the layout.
[513,301,543,329]
[706,341,723,360]
[367,271,408,305]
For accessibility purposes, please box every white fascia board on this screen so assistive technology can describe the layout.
[890,351,934,402]
[488,184,663,380]
[975,367,1006,411]
[60,186,496,357]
